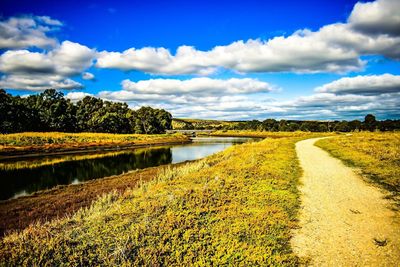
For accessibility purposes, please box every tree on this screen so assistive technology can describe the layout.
[364,114,377,131]
[0,89,172,134]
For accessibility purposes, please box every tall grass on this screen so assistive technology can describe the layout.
[0,132,187,147]
[316,132,400,194]
[0,134,321,266]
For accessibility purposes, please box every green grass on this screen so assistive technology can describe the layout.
[0,133,324,266]
[316,132,400,194]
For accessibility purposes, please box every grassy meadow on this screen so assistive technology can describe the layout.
[316,132,400,196]
[0,133,329,266]
[0,132,189,156]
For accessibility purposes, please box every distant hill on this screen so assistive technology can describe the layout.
[172,118,239,130]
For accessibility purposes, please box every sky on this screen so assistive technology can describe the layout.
[0,0,399,121]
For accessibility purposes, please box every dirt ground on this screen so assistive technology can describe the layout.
[292,137,400,266]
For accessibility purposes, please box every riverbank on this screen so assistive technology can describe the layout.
[0,133,325,265]
[0,161,193,236]
[0,132,190,159]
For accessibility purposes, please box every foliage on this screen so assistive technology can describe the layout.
[211,130,335,139]
[0,89,172,134]
[316,132,400,194]
[0,133,325,266]
[173,116,400,132]
[172,118,239,130]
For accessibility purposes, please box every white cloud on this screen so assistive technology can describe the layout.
[94,74,400,120]
[0,41,96,90]
[121,77,274,96]
[96,46,217,75]
[349,0,400,36]
[65,91,94,102]
[280,92,400,120]
[0,15,61,49]
[316,74,400,95]
[0,75,83,91]
[82,72,95,80]
[96,35,364,75]
[95,0,400,75]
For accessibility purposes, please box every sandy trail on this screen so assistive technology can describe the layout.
[291,137,400,266]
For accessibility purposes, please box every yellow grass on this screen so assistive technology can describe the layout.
[0,133,328,266]
[0,132,186,147]
[316,132,400,194]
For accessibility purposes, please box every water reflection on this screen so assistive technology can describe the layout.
[0,137,256,200]
[0,148,172,200]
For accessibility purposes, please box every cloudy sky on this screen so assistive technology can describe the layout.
[1,0,399,120]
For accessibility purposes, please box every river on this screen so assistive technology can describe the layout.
[0,136,256,200]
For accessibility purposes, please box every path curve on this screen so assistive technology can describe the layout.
[291,137,400,266]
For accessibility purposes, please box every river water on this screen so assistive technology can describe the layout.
[0,137,256,200]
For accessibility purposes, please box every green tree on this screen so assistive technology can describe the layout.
[364,114,377,131]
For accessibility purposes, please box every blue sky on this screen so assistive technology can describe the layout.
[1,0,399,120]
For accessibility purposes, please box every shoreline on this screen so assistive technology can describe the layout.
[0,139,191,160]
[0,159,196,236]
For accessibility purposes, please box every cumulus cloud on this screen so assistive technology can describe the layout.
[349,0,400,36]
[0,41,96,90]
[93,77,275,120]
[96,46,217,75]
[65,91,94,102]
[82,72,95,80]
[316,74,400,95]
[94,73,400,120]
[121,77,274,96]
[95,0,400,75]
[0,15,61,49]
[96,35,364,75]
[281,92,400,120]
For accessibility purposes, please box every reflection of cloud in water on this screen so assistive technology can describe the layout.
[171,143,231,163]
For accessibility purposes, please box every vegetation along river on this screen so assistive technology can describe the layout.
[0,136,256,200]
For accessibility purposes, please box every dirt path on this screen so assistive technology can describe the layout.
[291,137,400,266]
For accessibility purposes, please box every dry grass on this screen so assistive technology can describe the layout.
[0,132,189,157]
[0,133,328,266]
[316,132,400,194]
[0,162,179,236]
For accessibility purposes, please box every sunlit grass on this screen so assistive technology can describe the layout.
[0,133,328,265]
[0,132,187,147]
[316,132,400,194]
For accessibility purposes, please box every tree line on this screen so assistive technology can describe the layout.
[179,115,400,132]
[230,114,400,132]
[0,89,172,134]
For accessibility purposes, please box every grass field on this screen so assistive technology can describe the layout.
[316,132,400,196]
[0,132,189,156]
[0,133,327,266]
